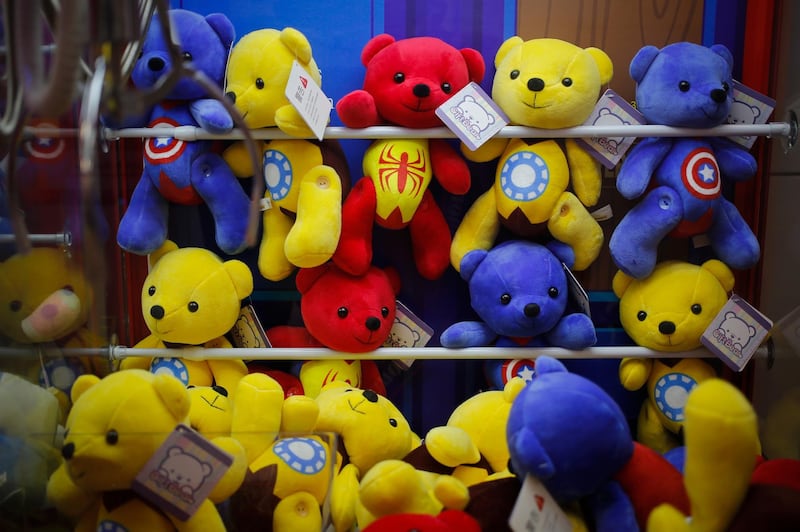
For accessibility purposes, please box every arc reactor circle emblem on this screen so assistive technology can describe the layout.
[653,372,698,422]
[144,118,186,163]
[263,150,293,201]
[274,437,327,475]
[150,357,189,385]
[681,148,721,199]
[499,151,550,201]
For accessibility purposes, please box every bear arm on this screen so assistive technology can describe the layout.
[189,99,234,134]
[709,137,758,181]
[565,138,602,207]
[223,141,261,178]
[618,357,653,391]
[545,313,597,350]
[275,104,317,138]
[331,463,361,532]
[46,462,97,520]
[430,139,471,195]
[335,90,380,128]
[616,138,674,199]
[439,321,498,348]
[460,137,508,162]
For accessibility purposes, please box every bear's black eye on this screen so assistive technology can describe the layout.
[9,300,22,312]
[562,77,573,87]
[381,307,389,318]
[255,78,265,89]
[679,81,690,92]
[722,82,730,92]
[548,287,559,298]
[106,430,119,445]
[510,69,521,80]
[181,51,192,62]
[389,418,398,427]
[441,82,452,94]
[691,304,702,315]
[637,311,647,321]
[500,293,512,305]
[188,301,199,313]
[148,286,156,296]
[338,307,349,318]
[393,72,405,83]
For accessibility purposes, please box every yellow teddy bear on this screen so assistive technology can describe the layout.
[222,27,350,281]
[451,37,613,272]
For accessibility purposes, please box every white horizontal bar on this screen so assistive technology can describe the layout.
[0,232,72,245]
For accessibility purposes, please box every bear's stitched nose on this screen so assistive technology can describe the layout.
[527,78,545,92]
[150,305,165,320]
[659,321,676,335]
[62,442,75,460]
[413,84,430,98]
[710,88,727,103]
[225,91,236,103]
[363,390,378,403]
[524,303,540,318]
[365,316,381,331]
[148,57,165,72]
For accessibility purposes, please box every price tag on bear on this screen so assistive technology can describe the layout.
[230,303,272,348]
[436,81,509,151]
[284,60,332,140]
[700,294,773,372]
[576,89,645,169]
[132,424,233,520]
[727,80,776,149]
[509,474,572,532]
[383,300,434,369]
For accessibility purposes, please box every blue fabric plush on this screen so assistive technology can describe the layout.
[609,42,759,278]
[116,9,250,256]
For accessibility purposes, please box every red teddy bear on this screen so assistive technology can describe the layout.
[333,34,485,280]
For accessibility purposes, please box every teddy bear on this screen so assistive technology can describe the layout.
[440,240,596,388]
[118,240,252,396]
[0,246,108,409]
[609,41,760,279]
[362,509,482,532]
[263,261,401,397]
[311,382,421,532]
[506,356,690,532]
[45,369,247,531]
[221,27,351,282]
[450,37,612,273]
[115,9,251,256]
[614,259,734,453]
[332,34,485,280]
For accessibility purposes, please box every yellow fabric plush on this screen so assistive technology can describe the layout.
[451,37,612,272]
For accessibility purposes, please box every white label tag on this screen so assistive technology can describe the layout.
[701,294,773,372]
[562,262,591,318]
[230,304,272,349]
[509,475,572,532]
[435,82,509,151]
[132,424,233,520]
[576,89,645,169]
[284,60,332,141]
[383,300,434,369]
[727,80,776,149]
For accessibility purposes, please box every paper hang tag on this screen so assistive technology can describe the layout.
[576,89,645,169]
[436,81,509,151]
[229,304,271,349]
[509,475,572,532]
[132,424,233,521]
[562,262,591,318]
[727,80,776,149]
[284,60,332,141]
[382,300,434,369]
[700,294,773,372]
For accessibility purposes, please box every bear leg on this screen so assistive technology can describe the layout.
[707,197,761,270]
[259,207,295,281]
[117,174,168,255]
[547,192,603,271]
[408,190,452,280]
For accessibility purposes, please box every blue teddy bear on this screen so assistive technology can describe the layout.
[116,9,250,256]
[609,42,760,279]
[440,240,596,387]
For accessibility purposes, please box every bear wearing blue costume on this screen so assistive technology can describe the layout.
[609,42,759,279]
[116,9,250,256]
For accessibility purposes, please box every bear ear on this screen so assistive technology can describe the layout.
[460,47,486,83]
[153,373,191,421]
[382,266,402,296]
[224,259,254,300]
[295,263,332,295]
[205,13,235,50]
[586,47,613,85]
[612,269,635,298]
[629,45,660,84]
[532,355,568,376]
[460,249,488,282]
[361,33,396,66]
[494,36,523,69]
[149,240,179,269]
[280,27,314,65]
[710,43,734,73]
[701,259,735,293]
[70,374,100,404]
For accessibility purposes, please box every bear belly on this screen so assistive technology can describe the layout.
[364,139,433,224]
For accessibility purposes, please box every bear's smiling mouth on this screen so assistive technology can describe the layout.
[523,94,550,110]
[347,398,367,414]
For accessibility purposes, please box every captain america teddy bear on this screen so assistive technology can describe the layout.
[115,9,250,256]
[609,42,760,278]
